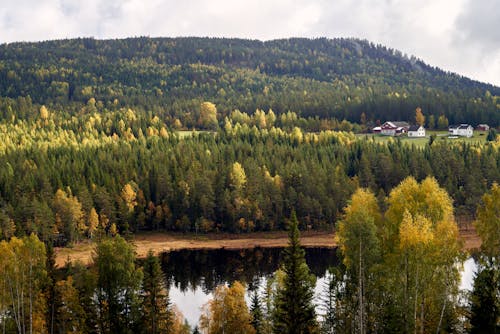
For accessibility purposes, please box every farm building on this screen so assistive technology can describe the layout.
[476,124,490,131]
[408,125,426,137]
[449,124,473,138]
[379,121,410,136]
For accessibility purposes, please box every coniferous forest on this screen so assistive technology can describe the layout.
[1,37,500,126]
[0,37,499,333]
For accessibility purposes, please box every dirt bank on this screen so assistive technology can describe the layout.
[55,230,335,267]
[54,228,481,268]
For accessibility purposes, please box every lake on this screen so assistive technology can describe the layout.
[161,247,476,327]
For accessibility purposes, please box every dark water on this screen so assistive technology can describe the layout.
[160,247,340,293]
[160,247,475,327]
[160,247,340,325]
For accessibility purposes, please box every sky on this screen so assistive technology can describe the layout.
[1,0,499,86]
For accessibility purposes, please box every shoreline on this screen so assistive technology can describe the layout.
[54,228,481,268]
[55,230,336,267]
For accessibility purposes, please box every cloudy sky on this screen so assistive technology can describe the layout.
[1,0,499,86]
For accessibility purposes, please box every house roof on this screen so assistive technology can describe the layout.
[449,124,460,129]
[382,121,410,129]
[391,121,410,128]
[458,124,471,129]
[408,125,423,131]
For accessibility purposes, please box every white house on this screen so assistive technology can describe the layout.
[408,125,426,137]
[380,121,410,136]
[449,124,473,138]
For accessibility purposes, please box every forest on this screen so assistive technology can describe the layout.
[0,180,498,333]
[0,103,499,244]
[0,36,499,333]
[1,37,500,126]
[0,101,498,332]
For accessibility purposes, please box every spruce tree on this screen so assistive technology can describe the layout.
[320,267,346,334]
[250,290,263,334]
[273,211,318,334]
[142,250,173,334]
[469,260,500,334]
[95,236,143,334]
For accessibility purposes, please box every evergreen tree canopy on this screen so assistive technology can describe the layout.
[273,211,318,334]
[142,250,174,334]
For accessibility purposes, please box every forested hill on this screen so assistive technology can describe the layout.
[1,37,500,125]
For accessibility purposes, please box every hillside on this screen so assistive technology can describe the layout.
[0,37,499,247]
[1,37,499,126]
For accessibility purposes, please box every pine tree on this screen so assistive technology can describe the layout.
[272,211,318,334]
[469,260,500,334]
[142,250,173,334]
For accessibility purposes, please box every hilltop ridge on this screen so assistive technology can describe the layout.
[1,36,499,125]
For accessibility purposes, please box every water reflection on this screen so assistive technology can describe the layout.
[460,257,477,291]
[160,247,475,327]
[160,247,339,293]
[160,247,339,326]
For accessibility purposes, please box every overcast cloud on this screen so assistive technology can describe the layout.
[1,0,499,86]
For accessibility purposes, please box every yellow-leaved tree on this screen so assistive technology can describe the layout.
[53,188,85,243]
[88,207,99,239]
[336,188,382,334]
[230,162,247,192]
[384,176,461,333]
[199,101,218,130]
[121,182,138,213]
[415,107,425,126]
[199,281,256,334]
[0,234,47,334]
[474,182,500,257]
[40,105,49,120]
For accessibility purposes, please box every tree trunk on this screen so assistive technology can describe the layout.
[29,257,33,334]
[414,266,419,334]
[359,239,364,334]
[404,254,409,334]
[420,298,424,334]
[436,288,447,334]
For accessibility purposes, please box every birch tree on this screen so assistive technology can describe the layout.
[336,188,381,334]
[383,177,462,333]
[0,234,47,334]
[199,281,255,334]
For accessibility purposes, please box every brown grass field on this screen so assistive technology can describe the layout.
[54,228,481,268]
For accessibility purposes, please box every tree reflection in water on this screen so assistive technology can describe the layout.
[159,247,339,293]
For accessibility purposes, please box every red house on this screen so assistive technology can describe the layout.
[476,124,490,131]
[380,121,410,136]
